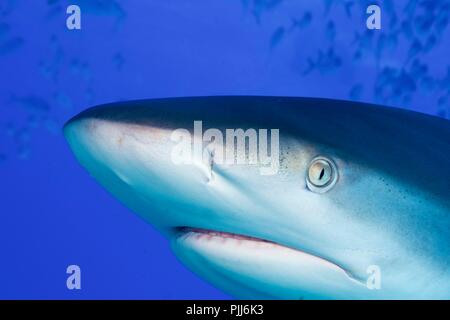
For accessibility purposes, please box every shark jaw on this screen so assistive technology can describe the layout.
[170,227,366,299]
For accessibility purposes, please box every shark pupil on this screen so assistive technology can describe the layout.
[319,168,325,180]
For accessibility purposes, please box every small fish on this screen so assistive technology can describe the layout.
[38,36,64,82]
[14,127,30,144]
[409,59,428,79]
[420,76,436,93]
[397,71,417,93]
[39,60,59,82]
[113,52,125,70]
[54,92,73,110]
[404,0,418,17]
[400,20,414,40]
[374,68,417,105]
[45,2,63,19]
[5,122,16,137]
[352,30,374,54]
[43,118,59,135]
[0,37,24,55]
[0,23,10,39]
[435,9,449,34]
[270,27,285,49]
[69,59,92,82]
[438,95,449,108]
[0,0,17,16]
[439,67,450,90]
[414,14,434,35]
[383,0,395,14]
[304,48,342,75]
[349,84,363,100]
[290,12,312,30]
[323,0,334,15]
[437,110,447,119]
[418,0,440,12]
[389,12,398,28]
[407,39,422,61]
[344,1,354,18]
[11,95,51,113]
[17,145,30,160]
[80,63,92,82]
[325,20,336,42]
[376,34,398,60]
[69,59,81,74]
[424,34,438,52]
[243,0,282,23]
[27,115,40,129]
[85,88,95,103]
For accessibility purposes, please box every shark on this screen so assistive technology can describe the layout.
[64,96,450,299]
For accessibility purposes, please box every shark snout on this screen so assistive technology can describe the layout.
[63,107,225,236]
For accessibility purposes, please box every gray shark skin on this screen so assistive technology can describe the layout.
[64,96,450,299]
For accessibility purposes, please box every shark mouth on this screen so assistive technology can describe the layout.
[174,226,364,286]
[175,226,330,261]
[176,227,275,244]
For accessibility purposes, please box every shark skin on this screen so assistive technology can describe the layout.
[64,96,450,299]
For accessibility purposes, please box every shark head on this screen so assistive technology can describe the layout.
[64,96,450,299]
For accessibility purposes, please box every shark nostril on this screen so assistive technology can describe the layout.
[204,149,215,182]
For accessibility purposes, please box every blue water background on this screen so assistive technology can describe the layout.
[0,0,449,299]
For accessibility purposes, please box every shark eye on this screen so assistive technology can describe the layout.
[306,157,338,193]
